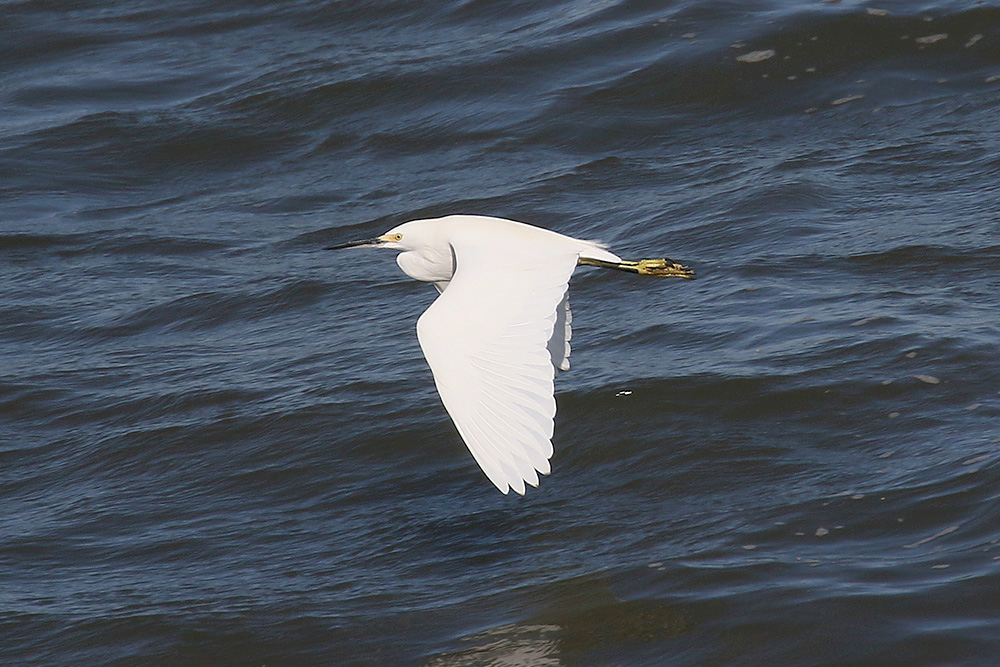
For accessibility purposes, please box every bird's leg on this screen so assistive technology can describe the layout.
[578,256,695,279]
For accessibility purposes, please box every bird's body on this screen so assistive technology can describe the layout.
[329,215,692,495]
[390,215,622,282]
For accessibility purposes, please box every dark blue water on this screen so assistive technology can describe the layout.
[3,1,1000,664]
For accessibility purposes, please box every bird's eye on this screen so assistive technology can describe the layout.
[393,233,403,241]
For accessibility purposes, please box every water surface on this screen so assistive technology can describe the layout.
[2,0,999,664]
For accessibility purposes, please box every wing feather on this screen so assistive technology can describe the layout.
[416,234,580,494]
[547,293,572,371]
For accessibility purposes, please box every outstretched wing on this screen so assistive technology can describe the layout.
[416,239,579,494]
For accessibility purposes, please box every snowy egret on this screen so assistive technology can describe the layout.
[328,215,693,495]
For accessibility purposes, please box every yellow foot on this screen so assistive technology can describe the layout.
[628,258,695,279]
[578,256,695,278]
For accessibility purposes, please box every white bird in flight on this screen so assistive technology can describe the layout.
[329,215,693,495]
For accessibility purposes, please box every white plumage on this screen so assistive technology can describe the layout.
[328,214,692,494]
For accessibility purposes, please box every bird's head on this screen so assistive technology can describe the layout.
[326,219,454,284]
[326,220,435,252]
[326,230,404,251]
